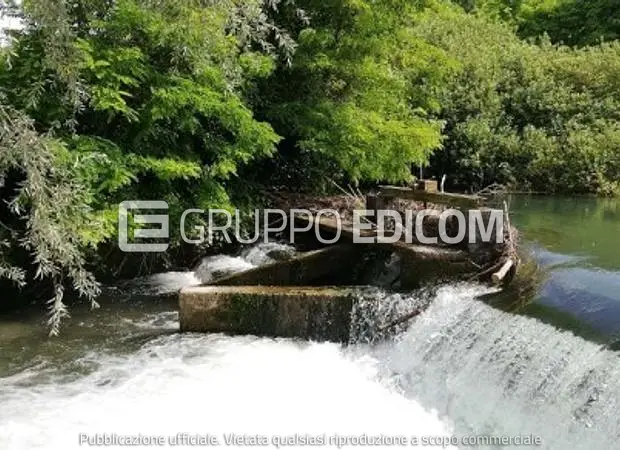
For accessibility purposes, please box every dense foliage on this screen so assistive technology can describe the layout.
[1,0,620,329]
[0,0,292,330]
[457,0,620,46]
[421,3,620,194]
[257,0,446,184]
[517,0,620,46]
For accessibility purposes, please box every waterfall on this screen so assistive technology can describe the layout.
[3,242,620,449]
[361,284,620,449]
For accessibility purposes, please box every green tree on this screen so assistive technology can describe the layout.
[257,0,447,186]
[0,0,290,332]
[453,0,620,47]
[518,0,620,46]
[416,3,620,195]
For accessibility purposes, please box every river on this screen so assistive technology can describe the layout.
[1,196,619,449]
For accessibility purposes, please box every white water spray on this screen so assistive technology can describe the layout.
[2,244,620,450]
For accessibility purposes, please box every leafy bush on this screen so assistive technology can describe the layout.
[258,0,446,185]
[518,0,620,46]
[416,3,620,195]
[454,0,620,46]
[0,0,289,330]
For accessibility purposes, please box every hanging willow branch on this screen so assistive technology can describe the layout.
[0,0,304,334]
[0,104,100,336]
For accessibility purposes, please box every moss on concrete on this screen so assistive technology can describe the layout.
[179,286,355,342]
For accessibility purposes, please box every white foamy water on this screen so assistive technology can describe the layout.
[0,243,454,450]
[3,244,620,450]
[374,284,620,450]
[0,334,453,450]
[195,242,296,283]
[106,242,296,298]
[129,272,202,295]
[240,242,296,266]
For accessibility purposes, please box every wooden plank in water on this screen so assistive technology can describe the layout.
[378,186,484,209]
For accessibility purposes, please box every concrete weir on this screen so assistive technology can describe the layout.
[211,245,362,287]
[179,286,355,342]
[177,186,518,341]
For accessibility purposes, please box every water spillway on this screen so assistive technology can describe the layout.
[367,284,620,449]
[1,236,620,449]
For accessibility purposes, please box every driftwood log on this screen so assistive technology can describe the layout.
[378,308,425,332]
[492,259,515,285]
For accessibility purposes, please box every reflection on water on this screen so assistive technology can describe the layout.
[509,196,620,340]
[510,196,620,271]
